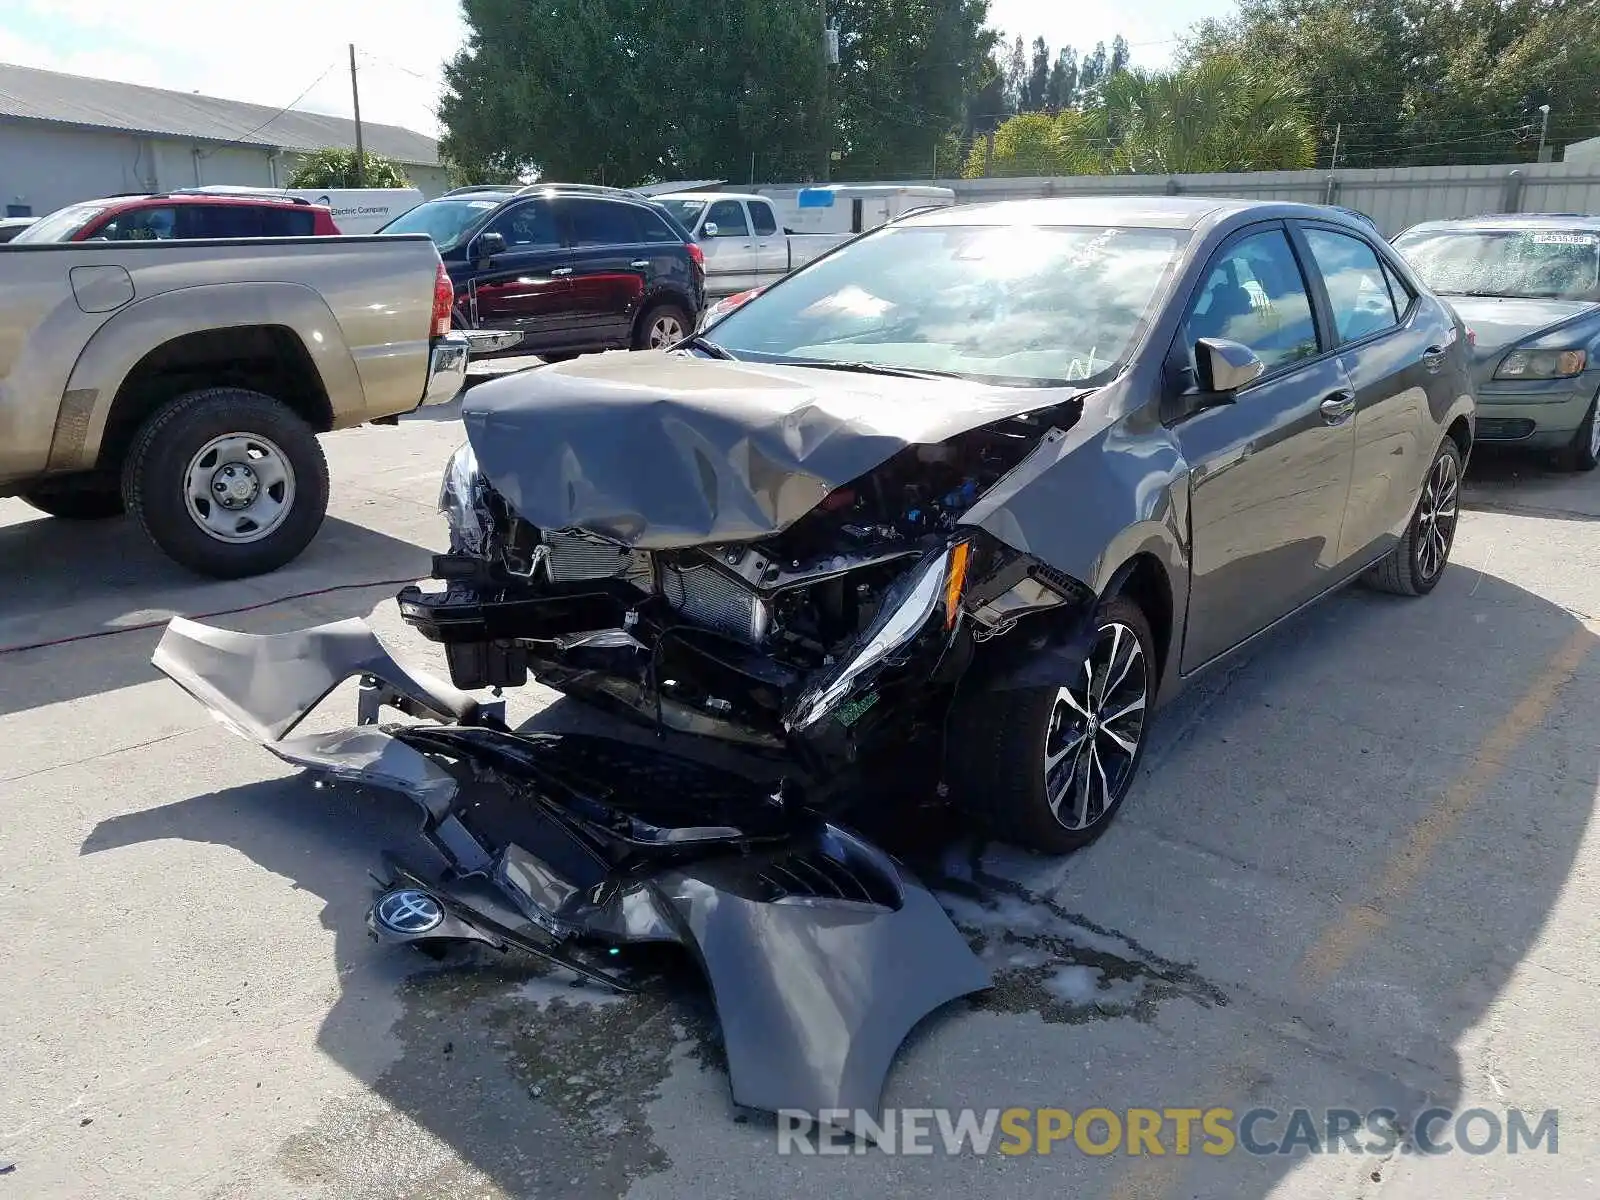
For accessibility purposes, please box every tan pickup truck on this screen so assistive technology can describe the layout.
[0,234,472,578]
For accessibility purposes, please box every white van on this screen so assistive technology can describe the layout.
[174,186,425,234]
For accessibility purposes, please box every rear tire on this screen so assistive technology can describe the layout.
[948,596,1156,854]
[121,387,329,580]
[20,476,125,520]
[633,301,691,350]
[1362,436,1462,596]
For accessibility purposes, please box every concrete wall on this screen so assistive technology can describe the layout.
[0,120,445,217]
[749,161,1600,238]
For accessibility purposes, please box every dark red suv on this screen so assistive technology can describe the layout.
[378,183,705,359]
[12,193,342,242]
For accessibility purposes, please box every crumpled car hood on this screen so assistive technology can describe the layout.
[461,349,1082,549]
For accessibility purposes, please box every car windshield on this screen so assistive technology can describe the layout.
[378,196,504,251]
[11,202,110,243]
[658,198,707,232]
[704,223,1188,386]
[1394,227,1600,301]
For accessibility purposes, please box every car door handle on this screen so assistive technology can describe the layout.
[629,259,650,269]
[1319,391,1357,424]
[550,267,573,277]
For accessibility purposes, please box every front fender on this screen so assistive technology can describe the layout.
[959,406,1192,677]
[58,282,364,470]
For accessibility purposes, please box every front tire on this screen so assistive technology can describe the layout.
[949,596,1156,854]
[20,475,125,520]
[121,387,329,579]
[1362,436,1462,596]
[1563,395,1600,472]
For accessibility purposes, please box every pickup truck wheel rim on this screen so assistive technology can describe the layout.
[1414,450,1459,581]
[184,433,296,544]
[648,313,685,348]
[1043,621,1147,832]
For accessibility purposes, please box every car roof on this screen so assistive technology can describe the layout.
[894,195,1372,233]
[1398,212,1600,234]
[86,193,325,211]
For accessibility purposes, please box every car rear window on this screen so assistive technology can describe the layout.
[750,201,778,237]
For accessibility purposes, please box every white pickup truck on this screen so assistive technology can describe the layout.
[654,193,839,297]
[657,186,956,297]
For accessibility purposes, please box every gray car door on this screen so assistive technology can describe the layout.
[1293,222,1448,564]
[1170,223,1359,671]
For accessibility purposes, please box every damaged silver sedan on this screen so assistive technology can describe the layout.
[153,196,1475,1122]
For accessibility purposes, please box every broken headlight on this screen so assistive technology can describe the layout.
[438,440,489,555]
[785,541,971,733]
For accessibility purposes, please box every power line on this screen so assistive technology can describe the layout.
[198,61,339,159]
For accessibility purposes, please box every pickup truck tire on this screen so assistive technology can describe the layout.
[633,301,691,350]
[20,476,125,520]
[121,388,329,580]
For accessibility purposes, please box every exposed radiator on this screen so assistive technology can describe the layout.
[660,560,772,645]
[540,531,653,592]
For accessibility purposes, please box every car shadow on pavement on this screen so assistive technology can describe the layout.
[77,568,1599,1199]
[0,512,434,718]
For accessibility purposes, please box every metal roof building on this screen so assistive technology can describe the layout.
[0,62,448,218]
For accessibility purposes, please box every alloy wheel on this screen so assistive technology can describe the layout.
[1414,450,1460,582]
[648,313,685,348]
[1590,405,1600,461]
[1042,621,1149,832]
[183,432,296,544]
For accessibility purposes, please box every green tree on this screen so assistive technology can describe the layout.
[970,53,1315,178]
[825,0,997,180]
[288,148,410,189]
[1181,0,1600,168]
[439,0,822,185]
[1047,48,1079,110]
[441,0,993,186]
[1100,54,1316,173]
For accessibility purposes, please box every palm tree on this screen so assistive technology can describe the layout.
[1101,54,1316,174]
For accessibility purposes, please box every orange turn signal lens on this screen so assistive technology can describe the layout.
[944,542,972,629]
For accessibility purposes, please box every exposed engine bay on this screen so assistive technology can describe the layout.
[408,409,1089,763]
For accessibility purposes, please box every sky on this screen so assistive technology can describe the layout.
[0,0,1231,141]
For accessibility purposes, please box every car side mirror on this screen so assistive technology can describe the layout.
[701,222,719,239]
[476,231,506,261]
[1195,337,1264,395]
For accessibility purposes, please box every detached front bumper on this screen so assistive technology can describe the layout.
[1473,372,1599,445]
[147,613,991,1121]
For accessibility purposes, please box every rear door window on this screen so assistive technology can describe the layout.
[750,201,778,237]
[566,199,644,246]
[1303,227,1401,343]
[180,205,267,238]
[257,206,316,236]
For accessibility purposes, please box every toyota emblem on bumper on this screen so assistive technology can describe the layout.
[374,888,444,935]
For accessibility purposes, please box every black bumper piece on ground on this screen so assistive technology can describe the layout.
[151,614,991,1120]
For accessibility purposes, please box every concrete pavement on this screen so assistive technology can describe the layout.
[1,427,1596,1199]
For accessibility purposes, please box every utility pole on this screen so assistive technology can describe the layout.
[349,43,366,186]
[1537,104,1551,163]
[818,3,839,182]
